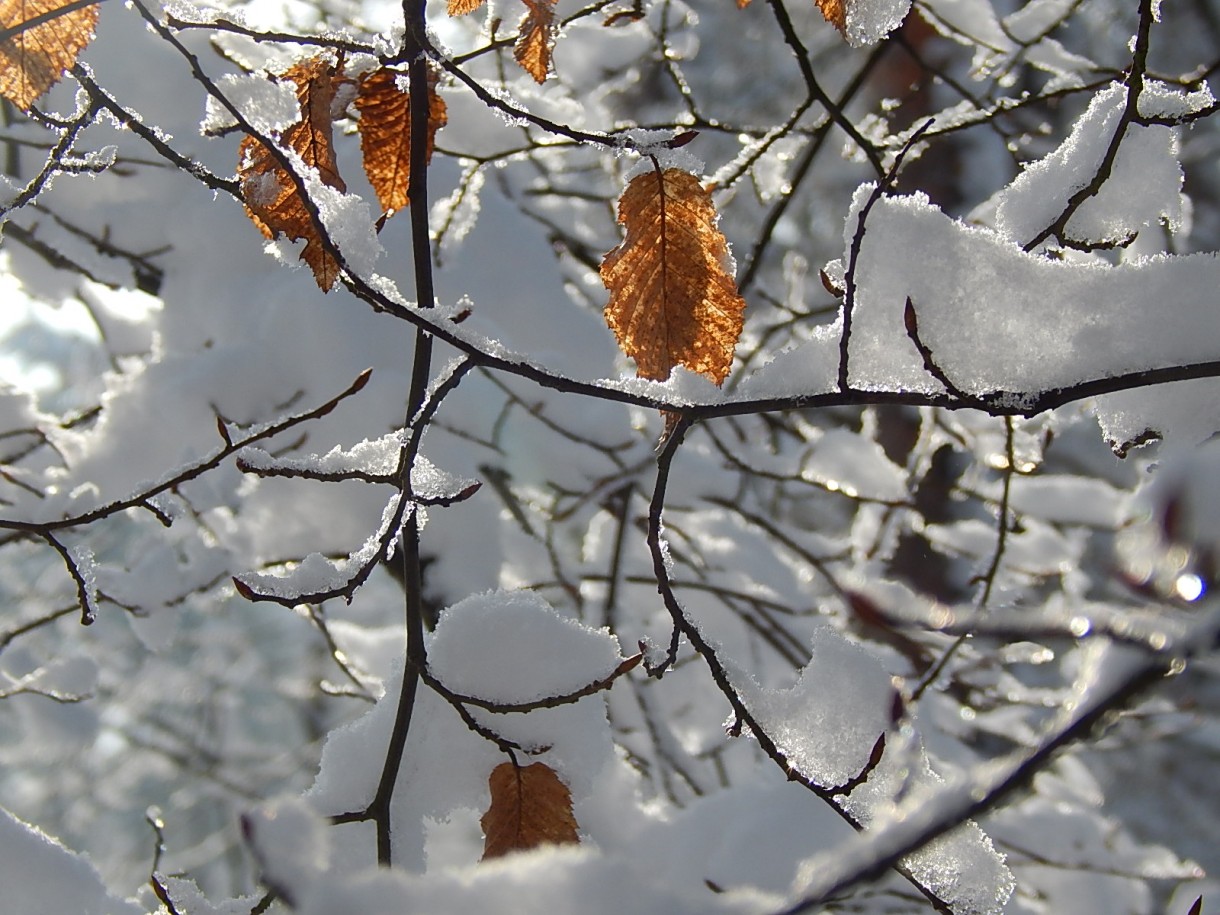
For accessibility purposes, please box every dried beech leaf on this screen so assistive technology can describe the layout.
[448,0,484,14]
[237,56,346,292]
[816,0,846,31]
[481,762,580,860]
[0,0,98,110]
[355,66,447,217]
[601,167,746,385]
[514,0,557,83]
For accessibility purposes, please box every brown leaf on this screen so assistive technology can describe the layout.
[448,0,484,14]
[355,66,447,217]
[237,56,346,292]
[481,762,580,859]
[514,0,557,83]
[0,0,98,110]
[816,0,847,32]
[601,167,746,385]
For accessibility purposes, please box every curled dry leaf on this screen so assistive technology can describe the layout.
[237,56,346,292]
[601,166,746,386]
[514,0,557,83]
[481,761,580,859]
[0,0,99,110]
[355,66,447,217]
[817,0,847,31]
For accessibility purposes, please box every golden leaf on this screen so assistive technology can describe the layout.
[601,167,746,386]
[237,56,346,292]
[514,0,557,84]
[448,0,484,14]
[816,0,847,32]
[355,66,447,217]
[481,762,580,860]
[0,0,98,110]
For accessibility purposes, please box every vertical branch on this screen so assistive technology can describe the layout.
[914,416,1016,700]
[367,0,438,867]
[763,0,886,177]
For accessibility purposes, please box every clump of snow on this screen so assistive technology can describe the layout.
[0,807,142,914]
[310,179,383,280]
[618,128,706,178]
[732,320,840,400]
[156,877,262,915]
[1138,79,1216,120]
[732,627,891,787]
[840,187,1220,398]
[239,433,402,477]
[1095,380,1220,454]
[428,590,625,705]
[203,73,299,136]
[995,83,1185,247]
[844,0,912,47]
[731,627,1014,913]
[238,494,403,600]
[244,797,330,903]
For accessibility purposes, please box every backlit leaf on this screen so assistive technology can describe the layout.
[0,0,98,110]
[237,56,346,292]
[816,0,846,31]
[480,762,580,859]
[514,0,557,83]
[448,0,484,14]
[355,66,447,217]
[601,167,746,385]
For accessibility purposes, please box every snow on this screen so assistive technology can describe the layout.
[732,627,892,787]
[1138,80,1216,120]
[730,627,1014,913]
[203,73,300,136]
[844,0,912,47]
[0,808,141,915]
[237,493,404,600]
[243,796,329,902]
[239,433,403,477]
[427,590,626,705]
[840,187,1220,399]
[733,322,840,399]
[995,84,1185,248]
